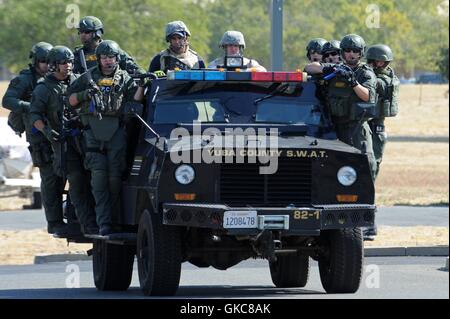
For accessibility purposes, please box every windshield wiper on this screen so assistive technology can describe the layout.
[253,83,290,105]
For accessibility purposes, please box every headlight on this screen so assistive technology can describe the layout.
[337,166,357,186]
[175,165,195,185]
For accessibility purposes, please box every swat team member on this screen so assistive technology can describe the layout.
[73,16,144,75]
[306,38,327,62]
[68,40,144,236]
[305,34,377,180]
[322,40,342,64]
[1,42,68,235]
[208,31,267,71]
[148,20,205,73]
[366,44,399,179]
[30,46,98,235]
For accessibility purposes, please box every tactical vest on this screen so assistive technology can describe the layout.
[327,64,374,121]
[159,48,201,72]
[73,46,98,74]
[35,76,72,132]
[80,68,130,141]
[376,67,399,117]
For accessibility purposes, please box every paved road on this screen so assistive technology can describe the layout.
[0,257,447,299]
[0,206,447,230]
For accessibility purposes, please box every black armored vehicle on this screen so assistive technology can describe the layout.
[69,69,376,296]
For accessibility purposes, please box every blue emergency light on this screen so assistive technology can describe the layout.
[167,70,306,82]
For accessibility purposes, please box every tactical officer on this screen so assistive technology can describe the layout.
[73,16,144,75]
[68,40,144,236]
[322,40,342,64]
[208,31,267,71]
[305,34,377,180]
[148,20,205,73]
[30,46,98,235]
[306,38,327,62]
[2,42,69,235]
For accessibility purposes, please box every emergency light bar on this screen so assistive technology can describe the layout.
[167,70,307,82]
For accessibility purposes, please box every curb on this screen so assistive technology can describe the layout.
[365,246,449,257]
[34,253,91,264]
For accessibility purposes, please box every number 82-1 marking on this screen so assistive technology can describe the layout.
[293,210,320,220]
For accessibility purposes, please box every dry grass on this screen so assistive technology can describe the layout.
[376,142,449,206]
[365,226,449,247]
[385,84,449,137]
[0,229,91,265]
[0,81,9,117]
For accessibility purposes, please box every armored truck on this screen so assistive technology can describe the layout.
[65,69,375,295]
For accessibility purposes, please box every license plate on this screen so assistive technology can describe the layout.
[223,211,258,229]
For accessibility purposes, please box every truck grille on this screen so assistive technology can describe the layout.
[220,157,312,207]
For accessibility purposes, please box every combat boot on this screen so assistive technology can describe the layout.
[84,223,99,235]
[99,224,113,236]
[47,221,68,236]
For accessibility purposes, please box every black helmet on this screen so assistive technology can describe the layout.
[306,38,327,59]
[78,16,104,38]
[322,40,341,54]
[29,42,53,66]
[47,46,74,72]
[95,40,120,63]
[340,34,366,56]
[366,44,394,62]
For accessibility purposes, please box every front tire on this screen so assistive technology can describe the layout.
[270,255,310,288]
[92,240,135,291]
[318,228,363,294]
[137,209,182,296]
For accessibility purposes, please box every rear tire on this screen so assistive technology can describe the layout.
[137,209,182,296]
[269,255,310,288]
[93,240,135,291]
[318,228,363,293]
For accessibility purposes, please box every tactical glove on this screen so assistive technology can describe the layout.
[337,66,358,87]
[43,126,61,142]
[322,66,336,76]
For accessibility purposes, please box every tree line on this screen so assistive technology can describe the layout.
[0,0,448,78]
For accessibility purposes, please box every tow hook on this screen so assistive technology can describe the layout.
[251,230,281,263]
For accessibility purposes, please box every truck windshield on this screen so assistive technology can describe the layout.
[154,99,226,123]
[255,101,320,125]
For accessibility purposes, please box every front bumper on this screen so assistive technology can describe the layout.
[162,203,375,236]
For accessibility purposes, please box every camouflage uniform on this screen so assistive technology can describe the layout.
[1,43,65,230]
[68,41,139,234]
[29,46,97,232]
[208,31,266,71]
[148,21,205,73]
